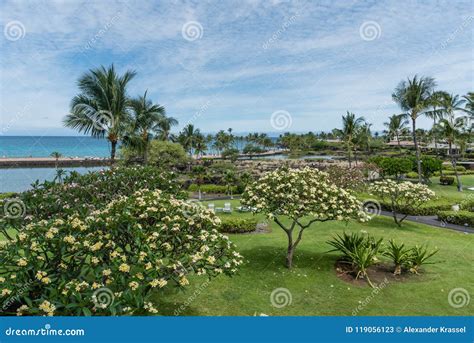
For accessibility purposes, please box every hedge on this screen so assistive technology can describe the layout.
[380,201,452,216]
[439,176,455,185]
[218,217,257,233]
[188,184,238,194]
[438,211,474,227]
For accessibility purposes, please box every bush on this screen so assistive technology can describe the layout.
[0,189,244,316]
[406,172,419,179]
[188,184,238,194]
[380,201,451,216]
[147,140,189,166]
[414,156,442,180]
[368,156,412,179]
[439,176,455,185]
[438,211,474,227]
[444,165,466,172]
[0,166,185,233]
[460,198,474,212]
[219,217,257,233]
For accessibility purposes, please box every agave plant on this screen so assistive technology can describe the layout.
[408,245,439,274]
[383,239,411,275]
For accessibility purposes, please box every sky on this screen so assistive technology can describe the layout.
[0,0,473,136]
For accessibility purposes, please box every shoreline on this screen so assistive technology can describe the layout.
[0,157,111,168]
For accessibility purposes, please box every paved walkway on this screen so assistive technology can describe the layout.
[380,211,473,234]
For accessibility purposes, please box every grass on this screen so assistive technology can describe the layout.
[428,175,474,203]
[152,199,473,316]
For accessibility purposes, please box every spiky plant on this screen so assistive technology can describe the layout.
[408,245,439,274]
[383,239,411,275]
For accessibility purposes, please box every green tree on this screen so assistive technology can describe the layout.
[64,65,136,162]
[383,114,409,151]
[392,75,436,183]
[50,151,62,168]
[334,111,365,167]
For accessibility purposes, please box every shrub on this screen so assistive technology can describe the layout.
[407,245,439,274]
[188,184,238,194]
[438,211,474,227]
[0,189,243,316]
[383,240,411,275]
[219,217,257,233]
[460,198,474,212]
[221,148,240,162]
[406,172,419,179]
[147,140,189,167]
[368,156,412,179]
[414,156,442,180]
[0,166,185,233]
[327,232,382,288]
[439,176,455,185]
[380,201,451,216]
[444,165,466,172]
[369,180,435,226]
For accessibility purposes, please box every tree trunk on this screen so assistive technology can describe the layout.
[450,143,463,192]
[347,143,352,168]
[396,133,401,152]
[285,229,294,269]
[110,140,117,163]
[411,117,422,183]
[394,264,402,275]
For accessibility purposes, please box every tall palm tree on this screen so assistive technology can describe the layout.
[64,65,136,162]
[50,151,62,168]
[123,91,165,163]
[425,91,449,158]
[179,124,200,156]
[156,116,179,141]
[462,92,474,117]
[334,111,365,167]
[437,117,467,192]
[392,75,436,183]
[383,114,409,151]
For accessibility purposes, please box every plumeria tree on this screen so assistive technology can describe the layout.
[0,189,243,316]
[241,167,369,268]
[369,180,435,226]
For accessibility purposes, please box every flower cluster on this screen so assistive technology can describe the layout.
[0,189,243,316]
[369,180,435,209]
[241,167,369,222]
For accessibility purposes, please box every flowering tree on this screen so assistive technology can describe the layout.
[241,167,368,268]
[369,180,435,226]
[0,189,243,316]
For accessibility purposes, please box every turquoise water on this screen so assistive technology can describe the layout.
[0,167,107,193]
[0,136,111,158]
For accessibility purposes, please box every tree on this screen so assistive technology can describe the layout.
[242,167,368,268]
[124,91,165,163]
[369,180,435,226]
[333,112,365,167]
[147,140,189,167]
[64,65,136,162]
[223,169,237,199]
[53,168,67,184]
[383,114,409,151]
[156,116,179,141]
[221,148,239,162]
[178,124,200,156]
[392,75,436,183]
[50,151,62,168]
[192,165,207,200]
[425,91,449,158]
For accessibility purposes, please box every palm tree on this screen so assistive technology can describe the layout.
[53,168,67,184]
[156,116,179,141]
[437,117,466,191]
[383,114,409,151]
[334,111,365,167]
[223,169,236,199]
[64,65,136,162]
[50,151,62,168]
[192,165,207,200]
[425,91,449,157]
[392,75,436,183]
[124,91,165,163]
[462,92,474,117]
[194,133,207,158]
[179,124,200,156]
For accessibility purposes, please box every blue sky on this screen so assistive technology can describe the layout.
[0,0,472,136]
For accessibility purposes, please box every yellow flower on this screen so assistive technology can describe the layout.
[38,300,56,316]
[41,277,51,284]
[90,242,103,252]
[1,289,12,296]
[129,281,139,290]
[91,257,99,264]
[63,235,76,244]
[102,269,112,276]
[16,304,28,316]
[206,256,216,264]
[150,278,167,288]
[35,271,47,281]
[179,277,189,286]
[17,258,27,267]
[0,277,5,283]
[119,264,130,273]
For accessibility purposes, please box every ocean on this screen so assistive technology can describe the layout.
[0,136,111,158]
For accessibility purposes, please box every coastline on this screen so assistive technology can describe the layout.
[0,157,111,168]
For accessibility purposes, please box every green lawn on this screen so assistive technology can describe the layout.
[428,175,474,203]
[153,199,473,316]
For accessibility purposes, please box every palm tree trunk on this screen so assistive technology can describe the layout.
[110,140,117,163]
[396,132,401,152]
[347,142,352,167]
[450,142,463,192]
[411,117,422,183]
